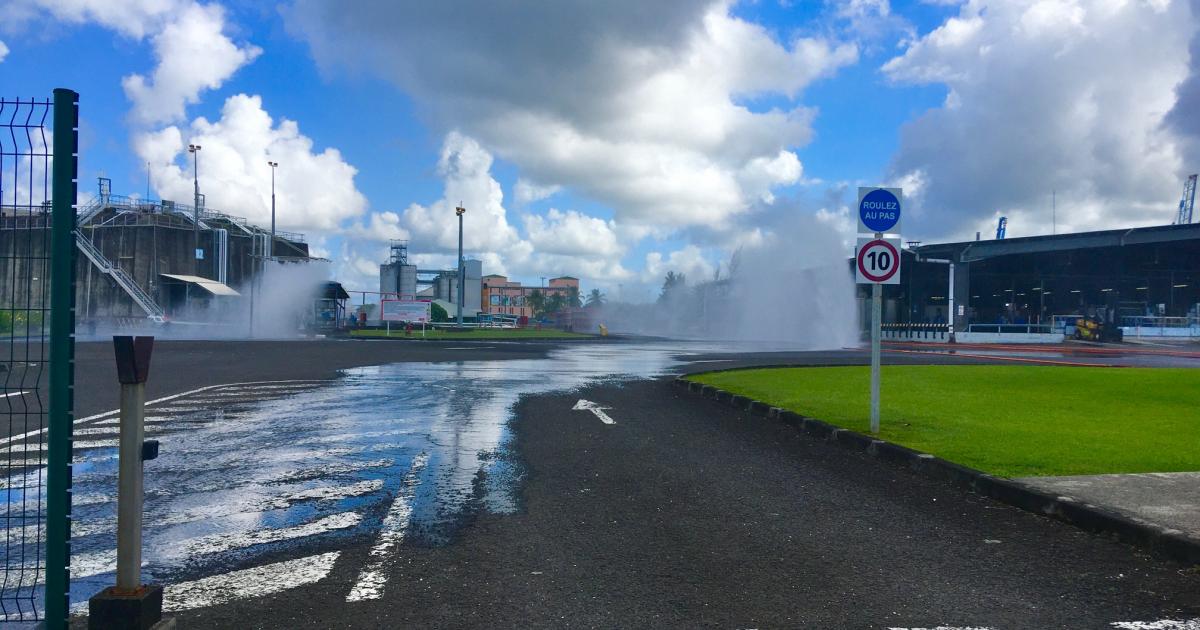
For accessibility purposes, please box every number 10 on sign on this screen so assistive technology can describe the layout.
[856,237,902,285]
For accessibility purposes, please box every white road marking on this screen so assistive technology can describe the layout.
[0,390,29,398]
[572,399,616,425]
[888,627,995,630]
[178,511,362,558]
[1113,621,1200,629]
[69,512,360,581]
[0,379,323,447]
[163,552,341,612]
[346,453,430,602]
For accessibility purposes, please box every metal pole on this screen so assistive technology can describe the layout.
[115,380,146,591]
[46,88,80,629]
[871,281,882,434]
[269,161,278,259]
[190,146,200,275]
[947,262,956,343]
[456,207,465,326]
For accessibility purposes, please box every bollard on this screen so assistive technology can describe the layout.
[88,336,166,630]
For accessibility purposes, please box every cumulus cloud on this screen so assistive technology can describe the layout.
[0,40,8,62]
[513,179,560,207]
[136,94,368,232]
[399,132,526,255]
[0,0,179,39]
[122,2,260,125]
[642,245,715,284]
[883,0,1191,239]
[286,0,855,231]
[1166,0,1200,178]
[524,209,621,258]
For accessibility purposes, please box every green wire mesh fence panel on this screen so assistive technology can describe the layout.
[0,90,77,627]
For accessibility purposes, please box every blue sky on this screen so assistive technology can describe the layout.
[2,0,1196,295]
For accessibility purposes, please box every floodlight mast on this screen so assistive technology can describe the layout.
[188,144,201,275]
[456,205,466,326]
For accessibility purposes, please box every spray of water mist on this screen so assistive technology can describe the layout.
[79,260,333,341]
[602,212,858,349]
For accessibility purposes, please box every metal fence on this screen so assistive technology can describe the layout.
[0,90,77,627]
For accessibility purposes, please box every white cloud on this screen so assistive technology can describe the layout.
[399,132,526,255]
[0,40,8,62]
[883,0,1192,239]
[122,3,261,125]
[286,0,856,231]
[513,179,560,207]
[0,0,180,39]
[523,209,621,258]
[136,94,368,232]
[3,1,262,126]
[642,245,715,284]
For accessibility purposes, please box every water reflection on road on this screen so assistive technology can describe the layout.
[56,341,741,611]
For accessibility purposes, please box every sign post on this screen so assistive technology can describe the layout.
[856,187,902,434]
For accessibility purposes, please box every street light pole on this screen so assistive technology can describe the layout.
[268,161,278,259]
[455,206,466,326]
[188,144,202,276]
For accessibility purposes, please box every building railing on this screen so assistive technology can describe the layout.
[75,194,306,243]
[964,323,1054,334]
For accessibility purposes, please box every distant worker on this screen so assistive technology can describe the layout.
[599,323,608,337]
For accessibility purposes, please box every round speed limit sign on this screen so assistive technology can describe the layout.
[856,238,901,284]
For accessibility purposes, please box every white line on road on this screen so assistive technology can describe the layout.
[346,453,430,602]
[572,399,616,425]
[163,552,341,612]
[1112,621,1200,629]
[888,626,995,630]
[69,512,361,581]
[0,379,322,447]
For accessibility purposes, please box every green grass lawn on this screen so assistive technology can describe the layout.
[350,327,593,340]
[688,365,1200,478]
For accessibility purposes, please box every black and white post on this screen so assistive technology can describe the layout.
[89,336,163,629]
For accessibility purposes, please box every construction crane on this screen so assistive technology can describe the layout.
[1176,174,1197,224]
[995,216,1007,239]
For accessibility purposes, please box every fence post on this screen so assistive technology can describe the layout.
[45,87,79,630]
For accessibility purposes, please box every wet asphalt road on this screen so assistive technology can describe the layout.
[128,340,1197,629]
[11,338,1194,628]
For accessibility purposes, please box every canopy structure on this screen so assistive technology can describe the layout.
[159,273,241,297]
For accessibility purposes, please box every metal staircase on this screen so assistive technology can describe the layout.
[76,196,106,226]
[74,232,165,322]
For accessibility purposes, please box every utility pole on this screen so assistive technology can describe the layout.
[455,205,466,326]
[268,161,278,259]
[188,144,202,276]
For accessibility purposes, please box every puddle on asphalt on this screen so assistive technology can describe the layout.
[2,341,767,615]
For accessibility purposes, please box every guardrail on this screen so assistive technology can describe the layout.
[964,323,1053,334]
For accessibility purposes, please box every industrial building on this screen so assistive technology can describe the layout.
[0,178,316,328]
[481,276,580,318]
[868,222,1200,339]
[378,240,482,315]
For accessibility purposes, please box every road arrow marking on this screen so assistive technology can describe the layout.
[572,399,616,425]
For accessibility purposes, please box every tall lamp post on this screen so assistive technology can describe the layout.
[268,161,278,259]
[455,206,466,326]
[188,144,201,275]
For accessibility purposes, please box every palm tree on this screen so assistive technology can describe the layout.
[585,288,606,308]
[527,289,546,318]
[567,285,582,308]
[658,271,686,303]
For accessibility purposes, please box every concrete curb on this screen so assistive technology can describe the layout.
[672,376,1200,565]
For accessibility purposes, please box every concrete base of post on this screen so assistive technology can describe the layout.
[87,584,163,630]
